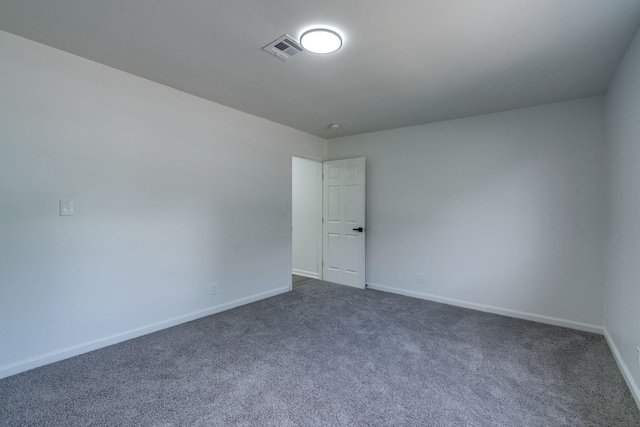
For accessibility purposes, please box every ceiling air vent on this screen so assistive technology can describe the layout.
[262,34,303,61]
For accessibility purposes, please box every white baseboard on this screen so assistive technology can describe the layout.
[365,282,603,334]
[292,269,320,279]
[603,328,640,410]
[0,286,289,380]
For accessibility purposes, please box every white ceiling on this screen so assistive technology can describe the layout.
[1,0,640,138]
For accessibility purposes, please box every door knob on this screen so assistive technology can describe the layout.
[352,227,364,232]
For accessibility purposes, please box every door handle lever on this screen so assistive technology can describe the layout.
[353,227,364,232]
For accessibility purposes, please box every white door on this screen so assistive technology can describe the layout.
[323,158,366,289]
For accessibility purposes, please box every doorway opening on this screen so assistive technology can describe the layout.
[290,154,367,290]
[291,155,323,289]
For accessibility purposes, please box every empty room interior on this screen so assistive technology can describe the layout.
[2,0,640,425]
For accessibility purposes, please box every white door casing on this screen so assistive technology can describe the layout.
[323,158,366,289]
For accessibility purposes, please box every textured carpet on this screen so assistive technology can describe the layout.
[1,282,639,426]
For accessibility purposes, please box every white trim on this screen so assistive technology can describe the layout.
[316,159,323,281]
[603,328,640,410]
[292,269,320,279]
[365,282,603,334]
[289,151,324,163]
[0,286,289,380]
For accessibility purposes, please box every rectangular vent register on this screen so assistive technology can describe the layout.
[262,35,303,61]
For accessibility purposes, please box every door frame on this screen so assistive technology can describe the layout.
[289,151,324,290]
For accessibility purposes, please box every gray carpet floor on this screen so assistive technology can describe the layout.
[1,282,639,426]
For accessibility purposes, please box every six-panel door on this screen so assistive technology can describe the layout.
[323,158,366,289]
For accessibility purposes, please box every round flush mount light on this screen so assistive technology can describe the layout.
[328,123,342,130]
[300,28,343,54]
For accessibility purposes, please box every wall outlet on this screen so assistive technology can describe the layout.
[59,200,74,216]
[211,282,219,295]
[418,273,425,284]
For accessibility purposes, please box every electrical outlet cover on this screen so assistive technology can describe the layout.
[59,200,74,216]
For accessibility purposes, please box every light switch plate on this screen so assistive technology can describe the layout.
[60,200,74,216]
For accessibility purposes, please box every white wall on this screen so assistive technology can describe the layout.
[604,26,640,406]
[328,97,606,331]
[291,157,322,278]
[0,30,326,378]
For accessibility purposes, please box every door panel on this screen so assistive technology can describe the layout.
[328,186,340,221]
[323,158,366,288]
[346,186,359,221]
[346,235,359,273]
[327,233,341,270]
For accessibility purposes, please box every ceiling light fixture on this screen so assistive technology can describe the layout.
[300,28,343,54]
[328,123,342,130]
